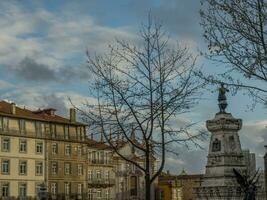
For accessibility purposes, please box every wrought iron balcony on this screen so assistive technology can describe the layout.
[87,178,115,186]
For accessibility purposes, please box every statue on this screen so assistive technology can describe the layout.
[218,83,229,113]
[233,168,260,200]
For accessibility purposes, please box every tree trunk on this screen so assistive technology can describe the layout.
[145,173,151,200]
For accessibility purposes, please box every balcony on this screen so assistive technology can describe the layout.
[88,178,115,187]
[89,159,114,165]
[0,129,85,142]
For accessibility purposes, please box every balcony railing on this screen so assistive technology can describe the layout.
[88,178,115,186]
[89,159,114,165]
[0,129,85,142]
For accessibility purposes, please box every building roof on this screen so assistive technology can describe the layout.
[86,138,113,150]
[159,171,203,182]
[0,100,85,126]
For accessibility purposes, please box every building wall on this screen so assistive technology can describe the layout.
[157,174,203,200]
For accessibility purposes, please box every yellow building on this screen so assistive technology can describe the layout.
[156,170,203,200]
[0,101,46,198]
[0,101,87,199]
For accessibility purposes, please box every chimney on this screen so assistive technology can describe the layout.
[11,103,16,115]
[70,108,76,123]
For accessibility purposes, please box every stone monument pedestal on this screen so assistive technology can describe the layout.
[195,112,246,200]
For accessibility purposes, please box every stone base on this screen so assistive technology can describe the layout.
[194,186,266,200]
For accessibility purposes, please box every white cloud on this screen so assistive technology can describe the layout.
[0,1,136,70]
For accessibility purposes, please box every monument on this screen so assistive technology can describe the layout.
[195,84,247,199]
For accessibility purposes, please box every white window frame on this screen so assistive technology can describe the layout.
[2,138,10,152]
[1,182,9,197]
[36,142,43,154]
[19,183,27,197]
[36,161,43,176]
[19,160,27,175]
[2,160,9,174]
[19,139,27,153]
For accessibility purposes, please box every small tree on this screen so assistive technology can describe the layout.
[199,0,267,107]
[82,19,205,200]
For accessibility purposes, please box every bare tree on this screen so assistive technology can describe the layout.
[81,19,205,200]
[199,0,267,107]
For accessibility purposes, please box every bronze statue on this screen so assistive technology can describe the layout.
[218,83,229,113]
[233,168,260,200]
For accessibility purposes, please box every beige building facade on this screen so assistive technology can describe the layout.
[0,102,46,198]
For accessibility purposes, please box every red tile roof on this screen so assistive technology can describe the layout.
[0,100,85,125]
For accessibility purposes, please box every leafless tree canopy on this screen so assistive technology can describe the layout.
[82,20,204,199]
[200,0,267,106]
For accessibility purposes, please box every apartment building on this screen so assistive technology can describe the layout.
[43,108,87,199]
[87,139,116,200]
[0,101,87,199]
[0,101,46,198]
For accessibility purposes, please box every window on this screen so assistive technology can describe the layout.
[51,124,56,138]
[0,117,3,130]
[36,161,43,175]
[52,143,58,154]
[19,183,27,197]
[19,161,27,175]
[2,138,10,152]
[88,170,92,180]
[51,183,57,195]
[88,151,92,163]
[105,171,110,181]
[2,160,9,174]
[78,164,83,176]
[19,139,27,153]
[65,144,71,156]
[105,189,109,200]
[65,163,71,175]
[35,122,41,136]
[105,152,109,164]
[96,170,101,179]
[92,151,96,163]
[96,190,102,198]
[77,145,82,157]
[19,119,26,134]
[88,189,93,200]
[36,142,43,154]
[64,126,69,139]
[100,151,104,164]
[2,183,9,197]
[77,184,82,195]
[3,118,8,131]
[51,162,58,175]
[64,182,70,195]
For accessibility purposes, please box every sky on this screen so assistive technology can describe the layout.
[0,0,266,175]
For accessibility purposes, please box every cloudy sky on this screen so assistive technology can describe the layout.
[0,0,266,175]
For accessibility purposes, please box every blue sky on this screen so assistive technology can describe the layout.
[0,0,266,175]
